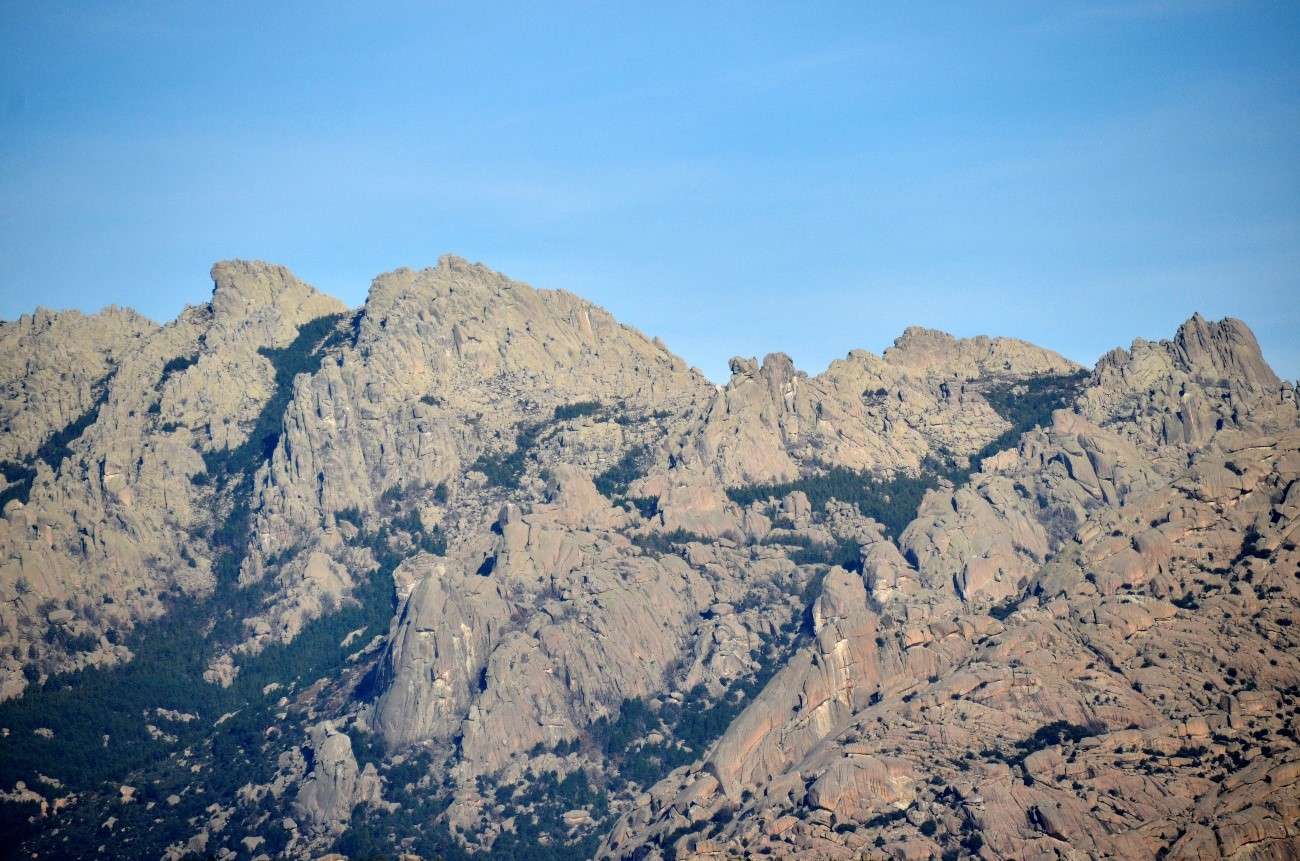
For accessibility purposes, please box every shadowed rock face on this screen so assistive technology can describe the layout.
[1,259,1296,861]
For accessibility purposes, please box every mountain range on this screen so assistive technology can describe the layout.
[1,257,1297,861]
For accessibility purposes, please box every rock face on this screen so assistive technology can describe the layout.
[0,261,345,696]
[0,306,156,463]
[293,721,382,834]
[1,258,1296,861]
[371,561,511,750]
[1081,314,1293,458]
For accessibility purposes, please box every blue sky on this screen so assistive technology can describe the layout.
[2,1,1297,381]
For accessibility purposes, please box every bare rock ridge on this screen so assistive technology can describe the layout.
[0,258,1296,861]
[678,330,1081,488]
[882,325,1080,378]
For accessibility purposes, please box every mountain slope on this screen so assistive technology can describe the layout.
[601,317,1300,861]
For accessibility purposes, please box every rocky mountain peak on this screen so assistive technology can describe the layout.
[725,352,798,386]
[1083,314,1293,455]
[354,254,517,349]
[1172,312,1280,390]
[760,351,798,381]
[10,303,154,336]
[435,251,498,278]
[726,355,757,376]
[208,260,345,340]
[18,306,71,332]
[886,324,957,355]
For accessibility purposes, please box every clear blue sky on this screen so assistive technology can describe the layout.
[2,1,1297,381]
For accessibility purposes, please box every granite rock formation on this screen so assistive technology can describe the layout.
[0,258,1294,861]
[601,317,1300,861]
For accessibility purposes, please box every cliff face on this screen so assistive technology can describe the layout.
[0,262,1296,861]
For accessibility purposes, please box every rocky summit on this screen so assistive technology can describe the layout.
[0,258,1297,861]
